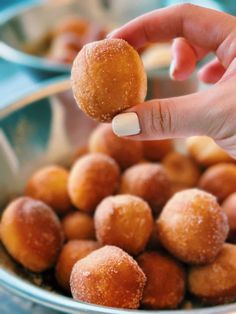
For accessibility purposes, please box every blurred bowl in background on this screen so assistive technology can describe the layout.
[0,0,198,98]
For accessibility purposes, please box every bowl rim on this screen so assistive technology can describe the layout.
[0,76,236,314]
[0,1,70,73]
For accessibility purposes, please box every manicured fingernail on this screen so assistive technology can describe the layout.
[112,112,141,137]
[106,28,120,38]
[169,59,176,80]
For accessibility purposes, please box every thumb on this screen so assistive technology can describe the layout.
[111,83,229,141]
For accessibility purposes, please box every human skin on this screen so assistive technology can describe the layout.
[109,4,236,159]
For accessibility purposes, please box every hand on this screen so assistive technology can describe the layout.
[109,4,236,158]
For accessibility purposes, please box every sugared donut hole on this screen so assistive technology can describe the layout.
[186,136,233,167]
[71,38,147,122]
[188,244,236,305]
[62,211,95,241]
[198,163,236,203]
[163,151,201,188]
[25,165,71,215]
[68,153,120,213]
[156,188,229,264]
[94,194,153,255]
[120,163,171,214]
[89,124,143,170]
[55,239,100,292]
[137,251,186,309]
[70,245,146,309]
[0,197,64,272]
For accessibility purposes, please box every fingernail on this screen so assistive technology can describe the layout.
[106,28,120,38]
[112,112,141,137]
[169,59,176,80]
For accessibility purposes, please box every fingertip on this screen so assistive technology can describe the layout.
[106,28,121,39]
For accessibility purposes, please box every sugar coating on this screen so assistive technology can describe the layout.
[55,239,100,291]
[70,245,146,309]
[120,163,171,214]
[25,165,71,214]
[137,251,186,309]
[156,188,229,264]
[68,153,120,213]
[189,243,236,304]
[71,38,147,122]
[1,197,63,272]
[94,194,153,255]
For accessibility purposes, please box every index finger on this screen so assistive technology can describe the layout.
[108,4,236,67]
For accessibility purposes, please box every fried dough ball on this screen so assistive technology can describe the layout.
[89,124,143,170]
[142,140,173,161]
[120,163,171,214]
[71,38,147,122]
[25,165,71,215]
[198,163,236,203]
[70,245,146,308]
[156,189,229,264]
[222,193,236,242]
[0,197,63,272]
[55,240,100,291]
[94,195,153,255]
[186,136,233,166]
[137,252,185,309]
[53,17,89,37]
[62,211,95,240]
[68,153,120,213]
[163,152,201,188]
[188,244,236,305]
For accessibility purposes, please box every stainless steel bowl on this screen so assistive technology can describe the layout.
[0,0,160,78]
[0,76,235,314]
[0,0,201,90]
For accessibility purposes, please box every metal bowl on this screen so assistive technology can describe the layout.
[0,76,235,314]
[0,0,160,79]
[0,0,200,91]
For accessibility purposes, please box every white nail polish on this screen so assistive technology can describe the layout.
[169,60,176,80]
[112,112,141,137]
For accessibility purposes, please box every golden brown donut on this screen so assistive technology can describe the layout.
[71,38,147,122]
[142,139,173,161]
[0,197,64,272]
[222,193,236,242]
[186,136,233,167]
[163,152,201,188]
[137,251,185,309]
[70,245,146,308]
[89,124,143,170]
[188,244,236,305]
[156,189,229,264]
[62,211,95,240]
[68,153,120,213]
[55,240,100,291]
[120,163,171,214]
[25,165,71,215]
[94,194,153,255]
[198,163,236,203]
